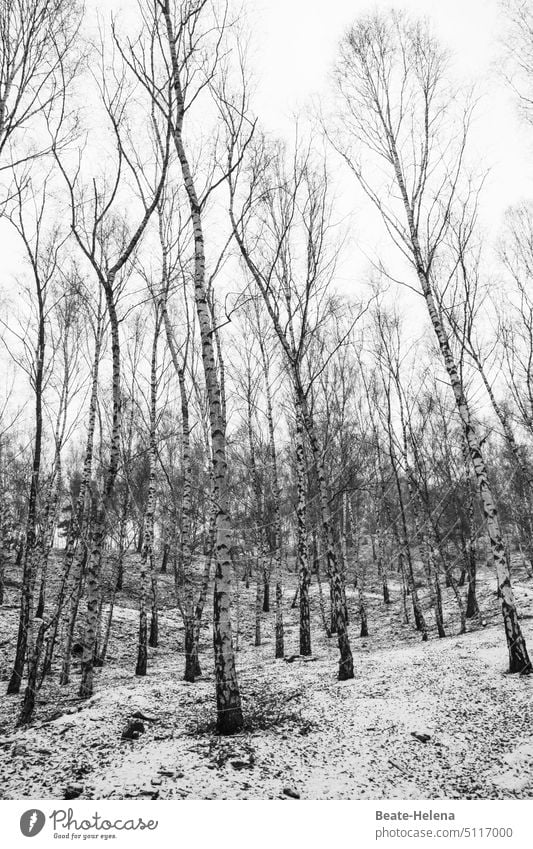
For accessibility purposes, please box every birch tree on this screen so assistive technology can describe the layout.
[228,138,355,679]
[116,0,244,731]
[0,0,80,186]
[56,33,169,697]
[333,10,532,672]
[5,179,66,695]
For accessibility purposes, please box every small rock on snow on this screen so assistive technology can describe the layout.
[411,732,431,744]
[283,787,300,799]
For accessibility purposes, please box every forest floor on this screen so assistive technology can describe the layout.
[1,553,533,799]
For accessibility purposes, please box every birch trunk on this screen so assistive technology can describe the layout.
[297,391,354,679]
[80,275,122,698]
[254,558,262,646]
[60,309,103,685]
[296,405,311,655]
[386,427,428,638]
[459,435,480,619]
[7,275,45,694]
[471,347,533,568]
[162,0,242,730]
[387,127,531,671]
[348,498,368,637]
[136,313,160,676]
[160,282,198,680]
[258,333,284,659]
[422,287,530,668]
[314,532,331,637]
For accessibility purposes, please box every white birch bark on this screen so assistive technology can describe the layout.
[161,0,243,730]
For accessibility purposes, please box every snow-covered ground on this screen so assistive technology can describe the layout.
[1,559,532,799]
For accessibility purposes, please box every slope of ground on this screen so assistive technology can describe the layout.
[0,555,532,799]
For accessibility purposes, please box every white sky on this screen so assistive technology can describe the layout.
[244,0,533,223]
[4,0,531,276]
[234,0,533,354]
[3,0,532,423]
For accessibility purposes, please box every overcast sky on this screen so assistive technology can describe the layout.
[5,0,531,275]
[244,0,532,224]
[3,0,532,410]
[213,0,532,345]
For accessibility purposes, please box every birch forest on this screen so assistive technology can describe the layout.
[1,0,533,801]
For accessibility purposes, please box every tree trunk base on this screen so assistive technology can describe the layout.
[217,704,244,735]
[149,610,158,648]
[504,602,533,673]
[338,657,354,680]
[79,665,93,699]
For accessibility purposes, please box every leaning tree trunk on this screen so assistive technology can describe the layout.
[95,541,122,671]
[387,436,428,639]
[7,284,45,695]
[423,287,531,669]
[163,0,243,730]
[472,346,533,568]
[59,310,103,685]
[382,127,532,669]
[314,532,332,637]
[17,619,46,725]
[299,390,354,679]
[161,286,212,679]
[230,189,351,677]
[80,275,122,698]
[19,451,65,710]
